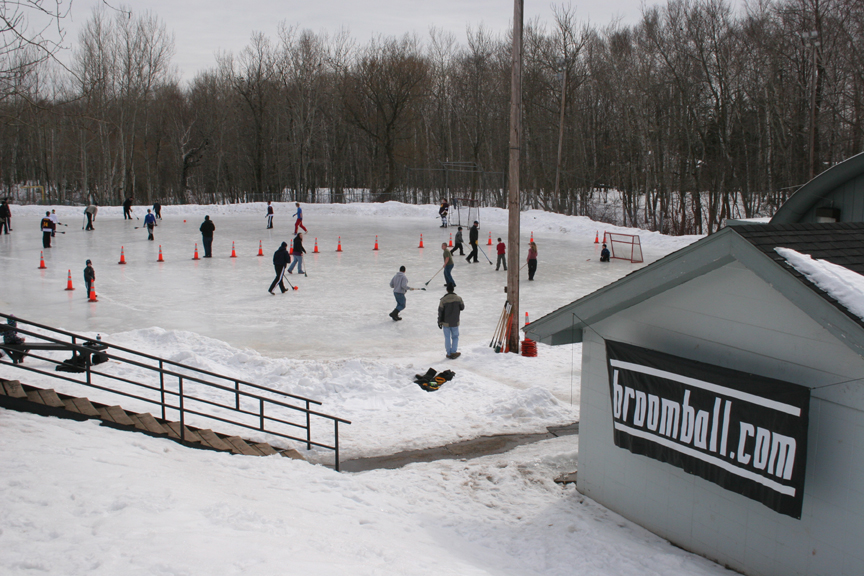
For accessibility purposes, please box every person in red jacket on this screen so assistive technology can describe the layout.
[495,238,507,271]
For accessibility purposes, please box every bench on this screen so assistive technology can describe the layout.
[1,325,108,369]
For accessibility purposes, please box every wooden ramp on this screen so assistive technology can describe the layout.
[0,378,304,460]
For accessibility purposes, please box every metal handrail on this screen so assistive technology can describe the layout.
[0,313,350,470]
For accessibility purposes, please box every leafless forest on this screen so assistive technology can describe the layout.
[1,0,862,234]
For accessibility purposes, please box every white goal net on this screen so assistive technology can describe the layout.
[451,198,480,228]
[606,232,643,263]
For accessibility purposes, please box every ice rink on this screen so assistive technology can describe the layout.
[0,202,685,361]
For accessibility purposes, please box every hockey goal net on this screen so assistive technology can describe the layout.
[452,198,480,228]
[606,232,643,263]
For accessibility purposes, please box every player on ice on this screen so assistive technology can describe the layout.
[438,199,449,227]
[123,197,134,219]
[287,233,306,274]
[389,265,419,321]
[84,202,98,231]
[437,284,464,359]
[199,216,215,257]
[600,243,610,262]
[496,238,507,271]
[49,210,61,237]
[144,209,157,240]
[40,211,54,248]
[268,242,290,294]
[442,243,456,287]
[293,202,307,234]
[453,226,464,255]
[266,202,274,229]
[83,260,95,297]
[466,221,479,263]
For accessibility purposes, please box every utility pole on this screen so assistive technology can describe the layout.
[506,0,524,354]
[802,30,820,180]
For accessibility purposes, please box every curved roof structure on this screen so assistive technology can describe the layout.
[771,151,864,224]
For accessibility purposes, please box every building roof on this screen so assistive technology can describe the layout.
[524,223,864,358]
[770,151,864,224]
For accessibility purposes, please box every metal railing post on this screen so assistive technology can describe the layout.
[334,421,340,472]
[178,376,185,442]
[259,399,264,431]
[235,380,240,410]
[159,360,166,420]
[306,400,311,450]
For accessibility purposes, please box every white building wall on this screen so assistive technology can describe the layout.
[578,260,864,576]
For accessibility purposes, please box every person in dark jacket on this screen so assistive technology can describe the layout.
[40,211,54,248]
[600,243,610,262]
[83,260,95,297]
[144,209,157,240]
[123,197,133,219]
[287,232,306,274]
[527,241,538,280]
[269,242,290,294]
[466,221,479,263]
[199,215,215,257]
[438,284,464,359]
[266,201,274,229]
[438,199,449,227]
[453,226,464,255]
[153,200,162,219]
[0,199,11,234]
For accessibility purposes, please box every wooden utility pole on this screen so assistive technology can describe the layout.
[506,0,524,354]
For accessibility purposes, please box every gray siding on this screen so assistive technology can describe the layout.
[801,172,864,223]
[578,261,864,576]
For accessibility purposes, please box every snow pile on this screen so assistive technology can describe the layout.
[776,247,864,321]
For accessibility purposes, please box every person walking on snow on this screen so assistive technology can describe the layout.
[268,242,290,294]
[441,243,456,287]
[144,209,157,240]
[287,232,306,274]
[438,284,464,359]
[153,200,162,219]
[84,202,97,231]
[40,211,54,248]
[453,226,464,255]
[293,202,307,234]
[466,221,479,263]
[389,265,418,321]
[199,215,215,257]
[439,199,449,227]
[527,241,538,280]
[83,260,95,297]
[496,238,507,271]
[266,201,274,229]
[123,197,133,220]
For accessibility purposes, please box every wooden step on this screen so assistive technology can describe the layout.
[197,429,233,451]
[62,397,100,417]
[26,388,66,408]
[97,405,135,426]
[163,421,203,444]
[280,448,305,460]
[128,413,169,435]
[253,442,278,456]
[224,436,264,456]
[0,380,27,398]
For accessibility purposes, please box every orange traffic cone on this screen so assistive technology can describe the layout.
[418,234,424,248]
[289,243,293,254]
[88,279,98,302]
[157,245,164,262]
[373,235,379,251]
[313,238,319,253]
[594,231,599,244]
[118,246,126,264]
[449,233,453,247]
[525,311,530,326]
[38,251,46,269]
[64,269,75,291]
[336,237,342,252]
[530,231,534,242]
[603,231,608,243]
[230,241,237,258]
[257,240,264,257]
[193,243,200,260]
[487,232,492,246]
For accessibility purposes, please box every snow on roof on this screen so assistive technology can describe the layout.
[775,247,864,322]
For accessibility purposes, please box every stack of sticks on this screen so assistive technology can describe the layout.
[490,301,514,353]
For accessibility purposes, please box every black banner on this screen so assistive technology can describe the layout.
[606,340,810,519]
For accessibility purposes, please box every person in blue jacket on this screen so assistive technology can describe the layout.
[600,243,610,262]
[144,209,157,240]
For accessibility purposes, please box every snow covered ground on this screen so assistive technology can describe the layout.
[0,202,717,575]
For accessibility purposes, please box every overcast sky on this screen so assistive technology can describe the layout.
[56,1,742,82]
